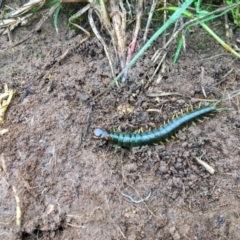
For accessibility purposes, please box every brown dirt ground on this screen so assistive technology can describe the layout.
[0,3,240,240]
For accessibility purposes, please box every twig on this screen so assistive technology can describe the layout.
[194,157,215,174]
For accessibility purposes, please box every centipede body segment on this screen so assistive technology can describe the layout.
[93,101,225,147]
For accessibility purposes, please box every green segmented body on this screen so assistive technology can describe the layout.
[93,103,223,147]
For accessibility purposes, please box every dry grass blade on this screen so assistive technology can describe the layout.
[67,0,118,77]
[0,86,15,124]
[97,1,118,58]
[7,0,46,18]
[143,0,157,43]
[99,0,111,27]
[143,0,157,42]
[194,157,215,174]
[0,14,33,35]
[146,91,183,97]
[0,19,17,28]
[68,3,91,37]
[123,0,143,81]
[110,0,127,70]
[146,109,162,113]
[2,2,61,48]
[88,8,116,77]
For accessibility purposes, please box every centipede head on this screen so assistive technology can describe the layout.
[93,127,109,141]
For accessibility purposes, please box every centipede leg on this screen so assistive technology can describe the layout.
[100,101,222,147]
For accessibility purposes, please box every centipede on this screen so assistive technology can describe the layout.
[93,99,227,147]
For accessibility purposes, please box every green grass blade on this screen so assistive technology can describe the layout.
[162,6,240,59]
[54,4,62,34]
[96,0,193,97]
[173,36,184,63]
[46,0,60,7]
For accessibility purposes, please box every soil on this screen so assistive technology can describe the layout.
[0,3,240,240]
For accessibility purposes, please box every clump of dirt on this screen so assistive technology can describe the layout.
[0,6,240,240]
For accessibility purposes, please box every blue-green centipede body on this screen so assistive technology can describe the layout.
[93,103,222,147]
